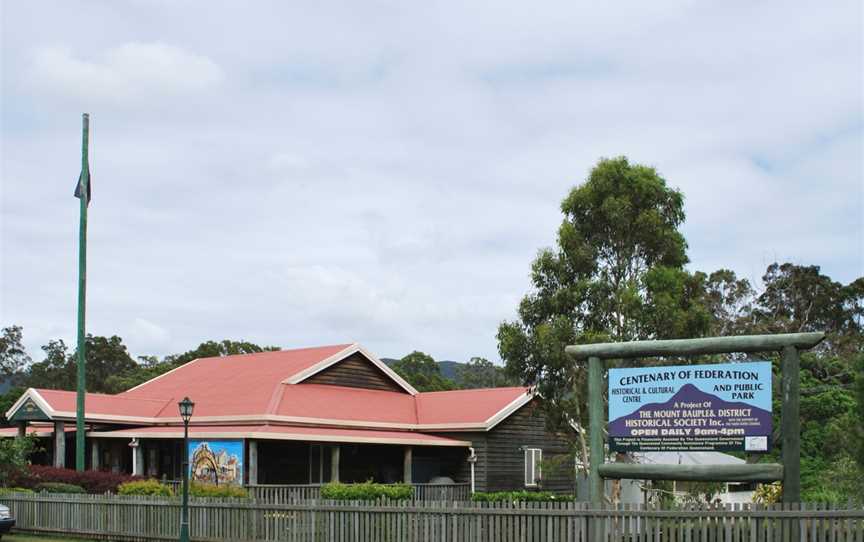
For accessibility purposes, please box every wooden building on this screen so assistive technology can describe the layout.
[2,343,574,494]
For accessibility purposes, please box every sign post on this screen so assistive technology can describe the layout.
[568,332,823,505]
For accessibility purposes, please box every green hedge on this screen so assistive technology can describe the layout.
[471,491,574,502]
[0,487,34,495]
[118,479,174,497]
[34,482,87,494]
[321,482,413,501]
[189,482,248,499]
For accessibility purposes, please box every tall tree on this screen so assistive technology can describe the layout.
[755,263,863,354]
[26,335,137,393]
[456,357,516,389]
[0,325,31,376]
[497,157,709,491]
[163,339,279,367]
[700,269,758,336]
[391,351,455,392]
[26,339,72,389]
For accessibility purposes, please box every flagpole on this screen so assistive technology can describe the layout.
[75,113,89,472]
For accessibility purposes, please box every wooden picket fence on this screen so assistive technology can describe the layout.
[162,482,472,502]
[1,493,862,541]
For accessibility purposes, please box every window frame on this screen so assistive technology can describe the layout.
[523,447,542,487]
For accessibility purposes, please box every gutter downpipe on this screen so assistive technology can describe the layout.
[468,447,477,494]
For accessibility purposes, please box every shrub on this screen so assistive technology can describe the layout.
[0,487,34,495]
[35,482,86,494]
[0,435,37,486]
[471,491,574,503]
[321,481,413,501]
[753,482,782,504]
[189,482,248,499]
[118,479,173,497]
[12,465,143,494]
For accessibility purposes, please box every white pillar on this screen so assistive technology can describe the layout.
[91,440,100,471]
[130,438,143,476]
[330,445,340,482]
[468,447,477,494]
[403,446,412,484]
[53,421,65,468]
[248,440,258,485]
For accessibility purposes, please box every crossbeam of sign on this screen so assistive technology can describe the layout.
[607,361,772,453]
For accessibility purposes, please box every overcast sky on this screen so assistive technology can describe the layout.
[1,1,862,365]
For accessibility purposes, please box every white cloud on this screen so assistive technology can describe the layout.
[1,1,861,364]
[28,42,223,105]
[128,318,171,348]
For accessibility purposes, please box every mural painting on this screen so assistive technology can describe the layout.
[188,440,244,486]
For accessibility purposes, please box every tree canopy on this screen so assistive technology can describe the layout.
[0,325,31,376]
[498,155,864,502]
[390,351,456,392]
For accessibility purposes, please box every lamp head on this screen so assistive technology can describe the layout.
[178,397,195,423]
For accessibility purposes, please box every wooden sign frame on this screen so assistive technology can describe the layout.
[565,332,825,505]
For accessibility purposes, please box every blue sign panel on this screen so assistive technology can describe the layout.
[188,440,244,486]
[608,361,772,452]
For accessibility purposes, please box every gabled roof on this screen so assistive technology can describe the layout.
[6,388,174,423]
[125,343,416,402]
[415,387,533,429]
[4,343,532,432]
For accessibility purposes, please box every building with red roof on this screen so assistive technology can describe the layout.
[2,343,573,494]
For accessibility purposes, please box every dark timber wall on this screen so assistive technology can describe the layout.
[436,399,573,493]
[302,352,407,393]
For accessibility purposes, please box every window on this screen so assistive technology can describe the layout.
[524,447,542,487]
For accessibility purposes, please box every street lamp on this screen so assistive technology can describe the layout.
[178,397,194,542]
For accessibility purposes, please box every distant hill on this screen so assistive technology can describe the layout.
[381,358,465,382]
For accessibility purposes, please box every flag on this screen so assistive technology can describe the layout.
[74,170,91,205]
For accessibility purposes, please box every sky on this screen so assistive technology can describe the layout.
[1,1,862,365]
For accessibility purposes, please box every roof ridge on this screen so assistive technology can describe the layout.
[417,386,528,396]
[266,383,288,415]
[211,343,354,362]
[36,388,171,401]
[153,397,177,418]
[290,383,413,396]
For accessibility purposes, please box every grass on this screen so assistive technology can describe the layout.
[3,535,97,542]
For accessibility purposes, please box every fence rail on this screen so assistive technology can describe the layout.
[162,481,472,502]
[1,493,862,542]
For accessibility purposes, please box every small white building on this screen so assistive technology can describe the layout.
[636,451,756,504]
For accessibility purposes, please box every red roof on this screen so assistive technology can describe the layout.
[415,387,529,425]
[35,389,172,418]
[6,343,532,432]
[88,425,471,447]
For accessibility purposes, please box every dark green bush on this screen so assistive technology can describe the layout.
[471,490,573,502]
[118,479,173,497]
[321,481,413,501]
[35,482,86,494]
[189,482,248,498]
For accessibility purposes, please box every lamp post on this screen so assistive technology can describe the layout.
[178,397,194,542]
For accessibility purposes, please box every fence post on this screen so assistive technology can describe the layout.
[588,355,604,506]
[781,345,801,504]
